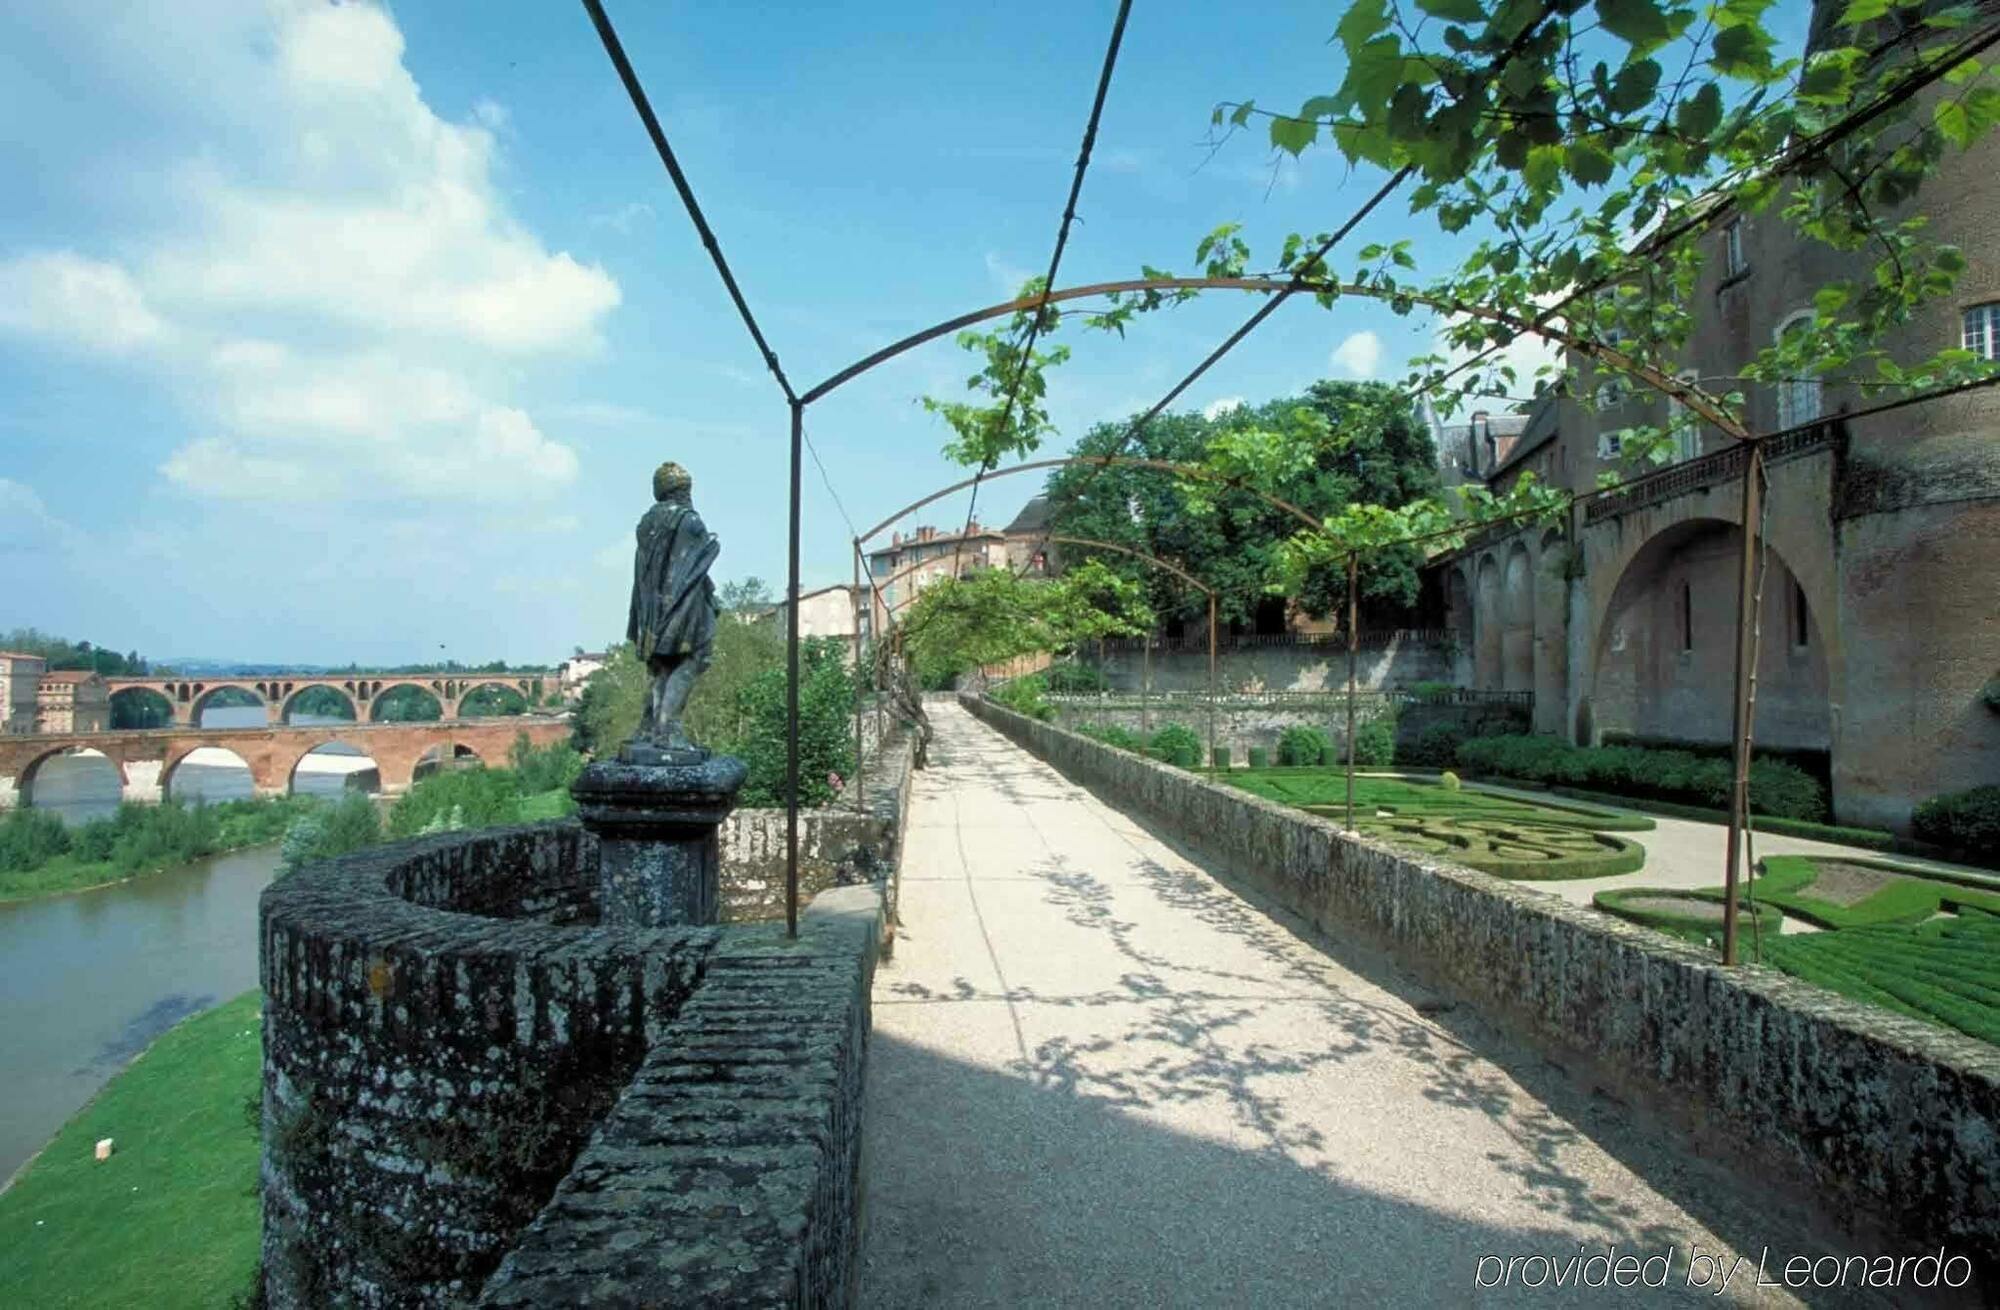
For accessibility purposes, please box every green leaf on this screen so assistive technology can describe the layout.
[1416,0,1485,20]
[1336,0,1390,56]
[1712,24,1775,78]
[1271,114,1318,155]
[1230,101,1256,128]
[1598,0,1672,50]
[1675,82,1723,140]
[1566,140,1616,186]
[1838,0,1890,23]
[1813,283,1852,316]
[1936,98,1973,148]
[1608,57,1662,113]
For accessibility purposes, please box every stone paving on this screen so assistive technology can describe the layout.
[859,704,1869,1307]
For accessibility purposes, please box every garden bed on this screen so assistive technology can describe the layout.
[1594,887,1784,945]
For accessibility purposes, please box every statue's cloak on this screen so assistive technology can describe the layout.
[627,502,719,661]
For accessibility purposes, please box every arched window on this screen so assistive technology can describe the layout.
[1964,302,2000,361]
[1774,313,1821,429]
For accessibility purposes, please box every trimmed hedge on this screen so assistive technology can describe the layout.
[1400,723,1464,768]
[1594,887,1784,946]
[1277,725,1332,766]
[1147,723,1203,769]
[1457,734,1827,822]
[1352,719,1395,767]
[1911,785,2000,864]
[1246,746,1269,768]
[1545,787,1897,849]
[1075,722,1144,752]
[1210,745,1232,769]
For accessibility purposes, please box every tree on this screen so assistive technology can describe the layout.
[717,577,775,614]
[899,560,1154,688]
[1046,381,1444,625]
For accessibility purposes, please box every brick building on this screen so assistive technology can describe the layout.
[36,669,110,734]
[0,651,46,735]
[1432,6,2000,831]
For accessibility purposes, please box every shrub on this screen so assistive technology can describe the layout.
[1912,785,2000,858]
[1351,719,1395,767]
[278,793,381,874]
[1401,723,1464,768]
[733,638,859,807]
[1147,724,1203,769]
[1439,770,1462,791]
[0,808,71,873]
[1455,733,1827,821]
[1077,722,1146,752]
[1277,725,1332,766]
[389,766,521,838]
[1211,745,1232,769]
[1044,662,1106,694]
[1246,746,1269,769]
[990,674,1054,721]
[508,733,583,794]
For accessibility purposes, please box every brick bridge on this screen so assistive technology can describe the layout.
[0,716,570,808]
[102,673,551,725]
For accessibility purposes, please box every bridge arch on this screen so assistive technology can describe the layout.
[280,685,360,725]
[17,746,125,810]
[370,682,446,723]
[191,683,270,727]
[454,680,531,718]
[162,744,255,805]
[109,685,176,730]
[412,742,486,782]
[288,739,381,798]
[1585,516,1833,757]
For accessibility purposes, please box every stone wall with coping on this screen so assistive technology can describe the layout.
[962,692,2000,1269]
[719,732,913,931]
[1082,637,1453,694]
[261,749,907,1304]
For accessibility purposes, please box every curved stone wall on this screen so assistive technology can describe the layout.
[259,823,717,1306]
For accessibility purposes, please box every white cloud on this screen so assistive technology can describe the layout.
[0,480,81,555]
[1330,331,1384,379]
[589,202,656,235]
[1202,396,1245,421]
[984,251,1035,296]
[0,252,168,354]
[2,1,617,509]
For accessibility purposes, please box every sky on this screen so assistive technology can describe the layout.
[0,1,1810,666]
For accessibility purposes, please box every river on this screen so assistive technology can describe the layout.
[0,705,383,1183]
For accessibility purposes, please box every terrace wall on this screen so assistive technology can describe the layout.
[962,692,2000,1271]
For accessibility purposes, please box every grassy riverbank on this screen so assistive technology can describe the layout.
[0,992,263,1308]
[0,798,316,904]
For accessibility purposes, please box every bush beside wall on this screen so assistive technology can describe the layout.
[1457,734,1828,822]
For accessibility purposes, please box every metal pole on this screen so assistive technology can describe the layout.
[1142,630,1151,736]
[1721,440,1766,966]
[785,400,803,939]
[1207,594,1218,769]
[852,540,864,815]
[1345,551,1359,833]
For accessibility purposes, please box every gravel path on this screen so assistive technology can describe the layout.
[859,704,1866,1307]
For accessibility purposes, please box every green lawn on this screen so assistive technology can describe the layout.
[1740,855,2000,929]
[1219,769,1651,879]
[0,992,263,1308]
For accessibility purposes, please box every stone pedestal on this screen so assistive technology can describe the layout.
[571,749,746,927]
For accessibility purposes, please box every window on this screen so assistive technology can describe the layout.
[1723,218,1745,277]
[1791,580,1810,649]
[1597,430,1624,460]
[1680,581,1694,652]
[1965,302,2000,361]
[1774,314,1821,429]
[1667,369,1701,463]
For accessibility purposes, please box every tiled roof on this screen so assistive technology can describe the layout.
[40,670,102,684]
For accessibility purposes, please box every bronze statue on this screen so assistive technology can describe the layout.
[627,461,719,756]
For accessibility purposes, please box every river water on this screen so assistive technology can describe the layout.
[0,705,383,1182]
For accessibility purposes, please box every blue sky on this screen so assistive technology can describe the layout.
[0,2,1809,665]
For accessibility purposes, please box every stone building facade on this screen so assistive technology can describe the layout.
[865,521,1009,632]
[0,651,46,734]
[1435,6,2000,830]
[36,669,109,734]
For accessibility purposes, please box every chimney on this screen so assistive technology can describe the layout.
[891,530,901,546]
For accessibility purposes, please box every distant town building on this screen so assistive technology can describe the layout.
[757,584,866,662]
[558,652,608,697]
[1424,399,1537,490]
[864,522,1010,634]
[37,670,109,734]
[0,651,47,734]
[1001,495,1059,575]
